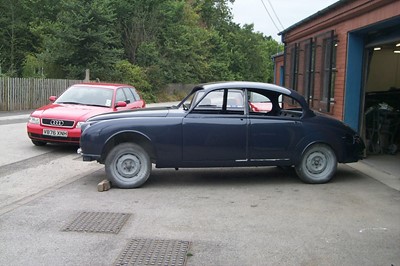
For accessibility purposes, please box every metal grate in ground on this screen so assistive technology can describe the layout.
[62,211,131,234]
[114,238,191,266]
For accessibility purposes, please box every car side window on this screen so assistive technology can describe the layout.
[280,95,304,118]
[248,91,273,114]
[247,90,303,118]
[226,90,244,112]
[193,89,244,114]
[131,88,140,100]
[116,89,127,103]
[122,87,137,103]
[196,90,223,111]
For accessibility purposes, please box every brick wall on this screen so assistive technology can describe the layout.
[279,0,400,120]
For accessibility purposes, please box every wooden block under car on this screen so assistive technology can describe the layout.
[97,179,111,192]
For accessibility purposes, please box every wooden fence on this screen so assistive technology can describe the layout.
[0,77,82,111]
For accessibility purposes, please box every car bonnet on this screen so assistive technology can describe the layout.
[87,107,170,122]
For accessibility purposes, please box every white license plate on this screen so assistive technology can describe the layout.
[43,129,68,137]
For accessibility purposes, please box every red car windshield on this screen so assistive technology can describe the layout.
[55,86,114,107]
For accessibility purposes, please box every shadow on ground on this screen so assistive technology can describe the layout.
[85,165,366,190]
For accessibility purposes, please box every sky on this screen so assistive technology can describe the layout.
[230,0,338,42]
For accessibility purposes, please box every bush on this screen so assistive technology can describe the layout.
[22,55,45,78]
[111,60,156,102]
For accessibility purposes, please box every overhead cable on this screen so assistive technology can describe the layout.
[266,0,284,30]
[260,0,284,32]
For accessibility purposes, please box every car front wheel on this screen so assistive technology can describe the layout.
[295,144,337,184]
[105,143,151,188]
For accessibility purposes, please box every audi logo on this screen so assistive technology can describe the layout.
[50,120,64,126]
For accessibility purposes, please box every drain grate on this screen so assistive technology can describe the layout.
[62,212,130,234]
[114,239,191,266]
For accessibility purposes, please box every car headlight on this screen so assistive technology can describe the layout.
[29,116,40,124]
[76,121,85,129]
[80,121,97,132]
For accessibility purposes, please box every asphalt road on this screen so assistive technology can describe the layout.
[0,114,399,266]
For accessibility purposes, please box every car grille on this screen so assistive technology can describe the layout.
[42,118,75,128]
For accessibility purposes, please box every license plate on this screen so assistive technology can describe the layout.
[43,129,68,137]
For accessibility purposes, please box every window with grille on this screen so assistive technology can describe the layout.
[283,30,337,113]
[314,30,336,113]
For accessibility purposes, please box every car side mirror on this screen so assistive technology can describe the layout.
[49,96,57,102]
[115,101,127,108]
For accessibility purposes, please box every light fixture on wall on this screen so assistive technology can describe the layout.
[394,50,400,54]
[396,43,400,47]
[373,47,381,51]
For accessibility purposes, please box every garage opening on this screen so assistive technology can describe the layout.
[364,40,400,156]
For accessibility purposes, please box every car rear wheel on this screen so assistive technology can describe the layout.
[295,144,337,184]
[31,140,47,146]
[105,143,151,188]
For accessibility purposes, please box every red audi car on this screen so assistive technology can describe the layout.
[27,83,146,146]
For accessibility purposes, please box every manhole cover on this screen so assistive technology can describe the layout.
[62,212,131,234]
[115,239,191,266]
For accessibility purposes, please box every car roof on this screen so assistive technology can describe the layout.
[195,81,292,95]
[72,83,134,90]
[188,81,311,114]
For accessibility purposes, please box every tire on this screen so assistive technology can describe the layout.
[295,144,337,184]
[32,140,47,146]
[105,143,151,188]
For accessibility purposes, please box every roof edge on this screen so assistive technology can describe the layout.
[278,0,349,36]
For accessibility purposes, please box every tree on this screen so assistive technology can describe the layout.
[113,0,166,65]
[0,0,283,97]
[38,0,123,79]
[159,0,231,83]
[214,22,282,82]
[22,54,45,78]
[111,60,154,101]
[0,0,37,76]
[194,0,234,30]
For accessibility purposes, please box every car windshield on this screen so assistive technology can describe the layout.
[177,90,201,110]
[55,86,114,107]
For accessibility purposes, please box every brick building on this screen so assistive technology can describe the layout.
[275,0,400,155]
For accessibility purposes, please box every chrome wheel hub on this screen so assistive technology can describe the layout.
[116,154,141,178]
[306,152,327,174]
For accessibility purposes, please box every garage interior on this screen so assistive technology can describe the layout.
[363,39,400,164]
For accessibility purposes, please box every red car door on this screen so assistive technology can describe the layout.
[115,88,145,111]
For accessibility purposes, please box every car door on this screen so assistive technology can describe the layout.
[182,89,248,164]
[114,88,138,111]
[114,88,128,110]
[123,87,145,109]
[248,92,304,164]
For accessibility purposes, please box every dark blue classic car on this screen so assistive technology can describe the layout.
[79,81,364,188]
